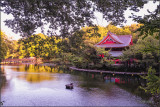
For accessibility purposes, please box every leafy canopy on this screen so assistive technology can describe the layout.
[1,0,150,37]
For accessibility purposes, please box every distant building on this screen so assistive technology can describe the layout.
[95,31,133,57]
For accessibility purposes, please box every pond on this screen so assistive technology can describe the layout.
[0,64,151,106]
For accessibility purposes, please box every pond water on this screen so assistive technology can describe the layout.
[0,64,151,106]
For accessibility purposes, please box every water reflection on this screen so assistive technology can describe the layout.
[0,64,150,106]
[61,68,150,100]
[0,66,7,93]
[10,64,65,83]
[104,75,150,99]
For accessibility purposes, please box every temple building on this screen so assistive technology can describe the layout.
[95,31,133,57]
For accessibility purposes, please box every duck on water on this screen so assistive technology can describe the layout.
[65,83,73,89]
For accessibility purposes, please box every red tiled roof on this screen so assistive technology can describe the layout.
[95,31,132,48]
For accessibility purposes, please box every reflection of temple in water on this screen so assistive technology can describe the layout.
[104,75,142,84]
[103,75,150,100]
[74,70,149,98]
[104,76,129,84]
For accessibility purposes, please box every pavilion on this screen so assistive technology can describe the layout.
[95,31,133,57]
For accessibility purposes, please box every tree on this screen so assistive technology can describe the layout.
[131,4,160,38]
[131,4,160,75]
[122,35,159,71]
[140,67,160,106]
[5,40,19,58]
[15,33,61,59]
[0,0,150,37]
[0,31,13,60]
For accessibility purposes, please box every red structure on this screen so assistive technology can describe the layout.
[95,31,133,57]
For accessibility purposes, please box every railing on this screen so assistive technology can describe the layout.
[1,57,38,64]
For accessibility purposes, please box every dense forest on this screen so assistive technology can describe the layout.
[1,23,158,70]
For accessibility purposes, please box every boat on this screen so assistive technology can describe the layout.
[65,83,73,89]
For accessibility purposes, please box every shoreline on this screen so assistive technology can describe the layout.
[69,66,151,76]
[1,63,158,76]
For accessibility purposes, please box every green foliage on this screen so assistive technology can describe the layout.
[7,34,62,59]
[3,24,142,67]
[72,56,88,68]
[6,40,19,58]
[51,58,62,64]
[55,24,142,68]
[141,67,160,95]
[82,24,142,44]
[0,31,13,60]
[123,24,143,43]
[140,67,160,106]
[122,36,159,70]
[3,23,143,68]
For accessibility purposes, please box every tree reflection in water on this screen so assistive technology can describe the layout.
[0,67,7,93]
[10,64,64,83]
[3,64,151,102]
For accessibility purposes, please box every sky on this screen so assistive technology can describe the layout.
[1,1,159,40]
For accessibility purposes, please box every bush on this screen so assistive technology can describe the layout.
[140,67,160,106]
[71,56,88,68]
[51,58,62,64]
